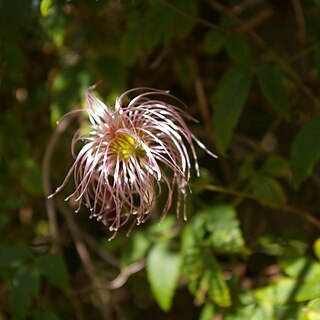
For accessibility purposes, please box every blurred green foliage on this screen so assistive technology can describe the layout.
[2,0,320,319]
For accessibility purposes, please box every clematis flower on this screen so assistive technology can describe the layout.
[49,85,216,237]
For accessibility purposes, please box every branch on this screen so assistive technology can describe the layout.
[197,184,320,229]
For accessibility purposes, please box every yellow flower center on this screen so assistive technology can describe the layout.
[111,132,143,160]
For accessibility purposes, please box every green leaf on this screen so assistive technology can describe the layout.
[121,231,150,267]
[204,30,224,55]
[0,244,33,269]
[21,158,43,196]
[262,155,289,177]
[225,34,250,62]
[205,205,246,253]
[40,0,52,17]
[257,64,290,120]
[39,254,70,294]
[181,204,246,307]
[146,242,181,311]
[183,247,231,307]
[212,63,252,154]
[250,175,287,204]
[301,298,320,320]
[33,311,61,320]
[206,254,231,307]
[120,20,142,65]
[290,117,320,188]
[255,277,297,305]
[199,303,215,320]
[296,274,320,301]
[280,256,320,281]
[11,266,40,320]
[314,239,320,261]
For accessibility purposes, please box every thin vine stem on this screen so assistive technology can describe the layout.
[196,184,320,229]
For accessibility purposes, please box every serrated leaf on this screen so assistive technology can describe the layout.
[257,64,290,120]
[182,212,233,307]
[39,254,70,294]
[146,242,181,311]
[207,254,231,307]
[250,175,287,204]
[290,118,320,188]
[262,155,289,177]
[11,266,40,320]
[225,34,250,62]
[212,63,252,154]
[205,205,246,253]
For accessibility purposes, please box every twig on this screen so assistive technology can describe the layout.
[197,184,320,229]
[108,260,145,289]
[194,66,213,137]
[235,6,274,34]
[291,0,306,45]
[158,0,230,34]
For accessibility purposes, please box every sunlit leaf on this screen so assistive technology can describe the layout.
[296,274,320,302]
[146,242,181,311]
[250,175,287,204]
[301,298,320,320]
[280,256,320,281]
[199,303,215,320]
[290,117,320,188]
[11,266,40,320]
[255,277,297,305]
[39,253,70,294]
[257,64,290,120]
[314,239,320,261]
[182,210,234,307]
[205,205,246,253]
[40,0,52,17]
[212,63,252,154]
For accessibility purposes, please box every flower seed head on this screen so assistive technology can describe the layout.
[49,85,217,238]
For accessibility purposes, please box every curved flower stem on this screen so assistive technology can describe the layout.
[57,199,112,320]
[197,184,320,229]
[42,115,75,254]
